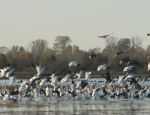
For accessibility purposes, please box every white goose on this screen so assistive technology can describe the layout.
[9,75,17,85]
[0,68,9,78]
[118,76,126,86]
[31,63,45,76]
[147,63,150,71]
[69,60,80,66]
[6,69,14,78]
[125,74,135,81]
[97,64,109,71]
[3,94,10,101]
[51,72,59,90]
[39,77,50,87]
[85,72,92,80]
[61,71,72,83]
[92,88,100,100]
[76,69,85,79]
[123,66,134,72]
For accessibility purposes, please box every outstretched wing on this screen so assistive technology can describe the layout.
[98,32,114,39]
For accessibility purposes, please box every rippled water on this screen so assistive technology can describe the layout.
[0,98,150,115]
[0,79,150,115]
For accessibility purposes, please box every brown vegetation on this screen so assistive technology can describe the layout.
[0,36,149,78]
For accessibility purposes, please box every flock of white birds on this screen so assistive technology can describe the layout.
[0,51,150,102]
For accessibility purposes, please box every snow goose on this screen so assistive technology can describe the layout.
[85,72,92,80]
[97,64,110,71]
[147,63,150,71]
[125,74,135,81]
[6,68,14,78]
[0,64,10,78]
[118,76,126,87]
[61,71,72,83]
[76,68,85,79]
[9,75,17,85]
[69,60,80,66]
[31,63,45,76]
[39,77,51,87]
[123,65,135,73]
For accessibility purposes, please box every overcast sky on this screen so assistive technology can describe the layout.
[0,0,150,51]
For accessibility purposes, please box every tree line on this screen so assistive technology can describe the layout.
[0,36,149,75]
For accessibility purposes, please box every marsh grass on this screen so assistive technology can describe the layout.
[25,103,32,108]
[0,102,46,109]
[24,103,46,108]
[35,103,45,108]
[0,103,16,108]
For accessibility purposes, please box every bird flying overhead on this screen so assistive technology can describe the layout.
[97,32,114,39]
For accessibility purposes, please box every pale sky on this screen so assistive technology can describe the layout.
[0,0,150,51]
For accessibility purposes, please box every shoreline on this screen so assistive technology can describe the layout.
[0,72,148,79]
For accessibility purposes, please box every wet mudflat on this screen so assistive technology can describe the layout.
[0,98,150,115]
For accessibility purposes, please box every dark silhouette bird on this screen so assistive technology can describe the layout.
[9,89,19,96]
[80,80,88,89]
[125,50,130,53]
[97,32,114,39]
[102,71,112,83]
[89,53,96,58]
[114,50,123,57]
[120,57,130,64]
[127,59,140,66]
[70,72,78,79]
[147,33,150,36]
[40,88,46,97]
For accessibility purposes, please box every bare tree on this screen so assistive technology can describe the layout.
[117,38,130,50]
[88,47,101,54]
[0,46,9,54]
[130,36,143,49]
[53,36,72,53]
[103,37,118,60]
[26,39,48,63]
[105,37,118,48]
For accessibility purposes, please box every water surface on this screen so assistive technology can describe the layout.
[0,98,150,115]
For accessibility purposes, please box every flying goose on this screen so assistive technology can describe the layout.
[0,64,11,78]
[69,60,80,66]
[89,53,96,59]
[97,64,110,71]
[97,32,114,39]
[120,57,130,64]
[31,63,45,76]
[114,50,123,57]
